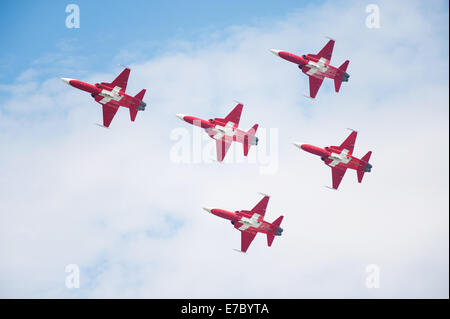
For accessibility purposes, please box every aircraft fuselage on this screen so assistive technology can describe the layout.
[205,208,282,236]
[61,79,146,110]
[176,115,258,145]
[300,144,372,172]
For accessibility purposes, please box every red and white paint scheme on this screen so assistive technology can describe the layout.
[61,67,147,127]
[203,194,284,253]
[294,130,372,189]
[271,39,350,98]
[176,103,258,161]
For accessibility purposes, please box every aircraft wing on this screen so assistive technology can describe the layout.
[224,103,243,127]
[215,138,232,161]
[94,95,119,127]
[250,195,270,219]
[241,231,257,253]
[101,102,119,127]
[331,166,347,189]
[111,67,130,92]
[309,76,324,98]
[317,39,334,62]
[339,131,357,155]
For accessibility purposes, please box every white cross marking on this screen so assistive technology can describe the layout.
[212,122,236,140]
[99,86,124,104]
[306,59,328,76]
[328,149,351,167]
[238,213,262,230]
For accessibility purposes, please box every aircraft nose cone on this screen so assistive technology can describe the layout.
[202,207,213,213]
[293,142,302,149]
[176,113,186,121]
[60,78,73,85]
[270,49,281,56]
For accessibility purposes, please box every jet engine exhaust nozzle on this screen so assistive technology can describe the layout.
[138,101,147,111]
[342,72,350,82]
[364,163,372,172]
[275,227,283,236]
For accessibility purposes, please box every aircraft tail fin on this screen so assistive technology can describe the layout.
[134,89,146,101]
[272,215,284,228]
[334,60,350,92]
[267,215,284,247]
[357,151,372,183]
[128,89,147,122]
[338,60,350,73]
[361,150,372,163]
[243,124,258,156]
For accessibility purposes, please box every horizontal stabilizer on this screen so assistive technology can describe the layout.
[334,78,342,92]
[130,108,138,122]
[267,234,275,247]
[357,170,365,183]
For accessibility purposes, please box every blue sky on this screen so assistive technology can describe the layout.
[0,0,448,298]
[0,0,321,82]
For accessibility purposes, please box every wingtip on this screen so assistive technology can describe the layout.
[118,64,131,70]
[94,123,110,129]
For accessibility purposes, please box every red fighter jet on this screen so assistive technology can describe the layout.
[203,194,284,253]
[61,67,147,127]
[176,103,258,161]
[294,130,372,189]
[270,39,350,98]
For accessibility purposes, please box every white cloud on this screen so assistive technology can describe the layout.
[0,0,448,298]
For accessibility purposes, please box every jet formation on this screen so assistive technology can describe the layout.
[61,67,147,127]
[60,38,372,253]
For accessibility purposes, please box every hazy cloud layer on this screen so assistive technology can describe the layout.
[0,0,448,298]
